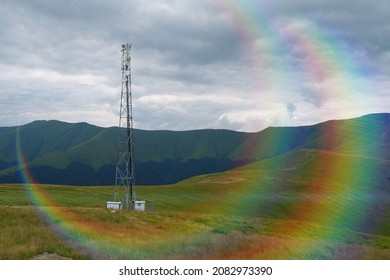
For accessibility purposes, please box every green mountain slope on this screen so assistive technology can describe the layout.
[232,113,390,161]
[158,148,390,235]
[0,113,389,185]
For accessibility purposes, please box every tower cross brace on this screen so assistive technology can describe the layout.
[114,43,135,209]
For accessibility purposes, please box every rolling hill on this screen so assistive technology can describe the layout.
[1,114,390,259]
[0,113,389,185]
[2,146,389,259]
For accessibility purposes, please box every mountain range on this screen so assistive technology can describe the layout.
[0,113,389,186]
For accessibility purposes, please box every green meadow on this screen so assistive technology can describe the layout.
[1,149,389,259]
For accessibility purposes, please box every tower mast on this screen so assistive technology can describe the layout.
[114,43,135,210]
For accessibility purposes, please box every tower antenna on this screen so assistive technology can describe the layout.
[113,43,135,210]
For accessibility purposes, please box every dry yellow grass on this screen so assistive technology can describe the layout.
[0,206,85,259]
[2,202,388,260]
[1,152,389,262]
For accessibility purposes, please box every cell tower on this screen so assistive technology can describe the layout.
[114,43,136,210]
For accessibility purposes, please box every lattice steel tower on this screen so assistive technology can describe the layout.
[114,43,135,209]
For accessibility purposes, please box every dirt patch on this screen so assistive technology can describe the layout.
[31,252,72,260]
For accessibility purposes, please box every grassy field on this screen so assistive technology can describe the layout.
[1,150,389,259]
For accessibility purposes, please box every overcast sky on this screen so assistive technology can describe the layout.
[0,0,389,131]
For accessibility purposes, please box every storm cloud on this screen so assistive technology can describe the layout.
[0,0,389,131]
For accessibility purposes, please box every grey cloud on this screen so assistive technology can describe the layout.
[272,0,390,53]
[0,0,389,131]
[286,102,296,117]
